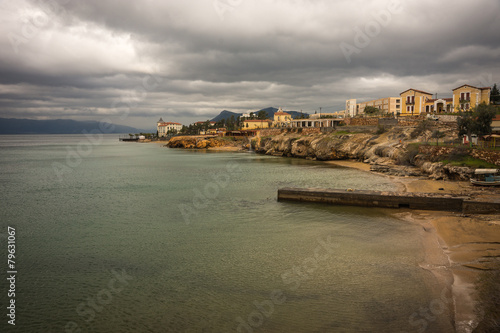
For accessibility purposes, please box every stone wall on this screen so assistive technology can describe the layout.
[344,118,379,126]
[258,127,321,137]
[419,146,500,166]
[436,115,459,123]
[258,128,283,137]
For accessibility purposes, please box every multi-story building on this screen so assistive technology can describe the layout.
[452,84,491,111]
[400,89,433,116]
[345,99,356,117]
[346,97,401,116]
[157,118,183,137]
[272,107,292,127]
[400,84,491,116]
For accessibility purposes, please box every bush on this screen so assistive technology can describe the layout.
[411,120,433,139]
[375,125,387,135]
[397,144,420,165]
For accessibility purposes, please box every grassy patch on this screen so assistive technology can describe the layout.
[441,156,498,168]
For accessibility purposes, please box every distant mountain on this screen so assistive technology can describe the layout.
[210,108,309,122]
[210,110,242,122]
[0,118,145,135]
[256,107,308,119]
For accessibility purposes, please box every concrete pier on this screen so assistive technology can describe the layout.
[277,188,500,214]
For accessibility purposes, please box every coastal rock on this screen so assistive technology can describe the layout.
[253,128,478,180]
[167,136,229,149]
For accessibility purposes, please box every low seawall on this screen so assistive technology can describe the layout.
[278,188,500,214]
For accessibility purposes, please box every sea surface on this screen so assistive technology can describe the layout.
[0,134,453,332]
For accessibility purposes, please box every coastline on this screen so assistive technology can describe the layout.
[330,159,500,332]
[164,139,499,331]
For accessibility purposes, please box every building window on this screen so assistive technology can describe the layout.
[396,104,400,109]
[396,99,400,103]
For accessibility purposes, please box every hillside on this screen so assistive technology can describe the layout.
[210,107,309,122]
[0,118,144,134]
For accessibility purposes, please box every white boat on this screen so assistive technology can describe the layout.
[470,169,500,186]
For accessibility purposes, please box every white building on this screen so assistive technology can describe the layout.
[157,118,183,137]
[346,99,356,117]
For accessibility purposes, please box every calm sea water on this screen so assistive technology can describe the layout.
[0,135,453,332]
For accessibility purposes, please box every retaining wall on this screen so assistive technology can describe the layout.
[278,188,500,214]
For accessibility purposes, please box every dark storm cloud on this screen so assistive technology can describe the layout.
[0,0,499,128]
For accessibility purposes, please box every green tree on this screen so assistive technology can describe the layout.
[364,106,379,115]
[257,110,267,120]
[431,130,446,146]
[457,103,497,143]
[491,83,500,105]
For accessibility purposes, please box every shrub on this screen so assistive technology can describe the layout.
[375,125,387,135]
[397,144,420,165]
[410,120,433,139]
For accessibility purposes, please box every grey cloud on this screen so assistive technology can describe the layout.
[0,0,499,129]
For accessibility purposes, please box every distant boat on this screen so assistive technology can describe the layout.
[470,169,500,186]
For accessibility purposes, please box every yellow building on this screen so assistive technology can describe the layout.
[452,84,491,111]
[273,107,292,127]
[242,119,271,130]
[400,89,433,116]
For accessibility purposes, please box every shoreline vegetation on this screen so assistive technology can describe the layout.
[164,127,500,332]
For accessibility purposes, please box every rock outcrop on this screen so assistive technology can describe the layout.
[167,136,235,149]
[252,127,477,180]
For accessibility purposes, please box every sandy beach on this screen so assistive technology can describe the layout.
[330,159,500,332]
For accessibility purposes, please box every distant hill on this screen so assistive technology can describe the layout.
[210,107,309,122]
[255,107,308,119]
[211,110,242,122]
[0,118,145,134]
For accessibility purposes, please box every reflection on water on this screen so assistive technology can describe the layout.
[0,135,452,332]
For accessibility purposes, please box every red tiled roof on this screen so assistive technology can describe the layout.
[243,119,271,122]
[400,88,433,96]
[274,112,291,116]
[159,122,182,126]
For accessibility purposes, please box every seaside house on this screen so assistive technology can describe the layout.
[400,89,433,116]
[242,119,271,130]
[452,85,491,111]
[399,85,491,116]
[157,121,183,137]
[273,108,292,127]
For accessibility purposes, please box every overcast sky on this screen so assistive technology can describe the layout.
[1,0,499,129]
